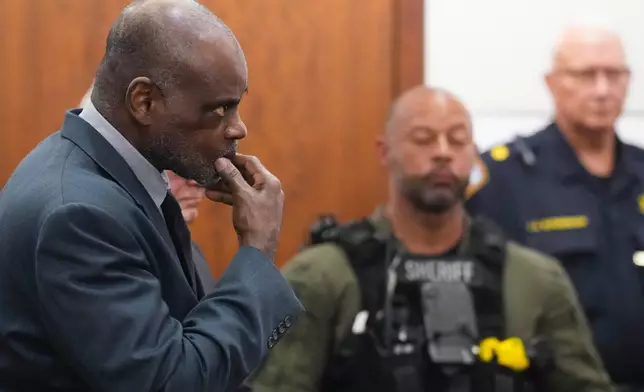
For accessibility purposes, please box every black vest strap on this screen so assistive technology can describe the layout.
[316,217,389,317]
[468,216,507,340]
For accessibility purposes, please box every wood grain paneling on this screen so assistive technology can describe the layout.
[393,0,425,95]
[0,0,423,277]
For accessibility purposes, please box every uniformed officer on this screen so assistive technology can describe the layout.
[465,24,644,390]
[245,85,613,392]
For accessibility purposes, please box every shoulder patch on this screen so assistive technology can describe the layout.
[465,155,489,199]
[489,144,510,162]
[638,193,644,215]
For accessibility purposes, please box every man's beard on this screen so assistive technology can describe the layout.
[400,173,468,214]
[142,130,236,190]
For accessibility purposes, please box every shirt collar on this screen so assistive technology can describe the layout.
[539,122,634,184]
[368,204,473,256]
[536,123,588,180]
[79,100,169,209]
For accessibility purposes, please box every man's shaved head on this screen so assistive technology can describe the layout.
[545,22,630,133]
[91,0,249,189]
[94,0,241,102]
[377,85,475,214]
[385,86,471,138]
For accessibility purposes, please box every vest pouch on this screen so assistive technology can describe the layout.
[321,329,391,392]
[468,362,535,392]
[384,298,441,392]
[420,281,478,366]
[381,343,431,392]
[322,305,431,392]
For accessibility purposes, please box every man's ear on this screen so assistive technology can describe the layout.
[375,134,390,167]
[125,77,158,126]
[544,72,556,96]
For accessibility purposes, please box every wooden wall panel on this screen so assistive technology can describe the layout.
[195,0,394,275]
[0,0,126,183]
[393,0,425,95]
[0,0,424,277]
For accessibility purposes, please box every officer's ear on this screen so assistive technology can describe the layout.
[375,134,390,167]
[544,71,556,96]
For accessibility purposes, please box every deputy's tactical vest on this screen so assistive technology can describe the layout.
[306,215,551,392]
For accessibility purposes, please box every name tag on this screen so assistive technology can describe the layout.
[397,255,476,284]
[526,215,589,233]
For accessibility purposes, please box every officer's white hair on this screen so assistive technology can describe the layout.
[548,14,625,71]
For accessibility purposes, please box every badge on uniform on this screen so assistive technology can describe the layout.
[633,251,644,267]
[489,144,510,162]
[465,156,488,199]
[637,194,644,215]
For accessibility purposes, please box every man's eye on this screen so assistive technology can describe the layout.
[213,106,226,117]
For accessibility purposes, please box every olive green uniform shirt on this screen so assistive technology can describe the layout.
[248,210,614,392]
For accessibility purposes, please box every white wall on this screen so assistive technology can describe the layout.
[424,0,644,151]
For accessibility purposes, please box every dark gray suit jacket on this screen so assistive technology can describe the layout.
[0,110,303,391]
[192,242,217,293]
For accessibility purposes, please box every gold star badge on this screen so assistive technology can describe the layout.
[490,145,509,162]
[638,194,644,214]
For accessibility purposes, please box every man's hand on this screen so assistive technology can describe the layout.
[206,154,284,261]
[167,171,206,224]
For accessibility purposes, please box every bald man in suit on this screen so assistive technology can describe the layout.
[80,84,217,293]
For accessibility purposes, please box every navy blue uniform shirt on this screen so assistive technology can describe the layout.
[465,122,644,385]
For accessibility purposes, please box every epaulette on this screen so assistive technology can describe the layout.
[305,214,382,254]
[321,218,387,269]
[485,135,536,167]
[321,218,376,249]
[467,137,535,200]
[308,214,339,245]
[467,140,522,198]
[513,136,536,166]
[467,131,546,200]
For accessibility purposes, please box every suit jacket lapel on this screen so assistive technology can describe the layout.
[59,110,178,266]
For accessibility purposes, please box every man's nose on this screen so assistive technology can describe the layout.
[435,135,453,158]
[592,73,610,96]
[225,113,247,140]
